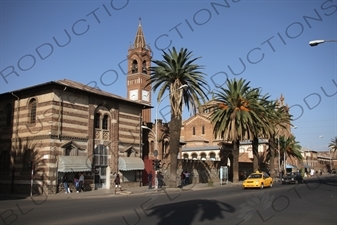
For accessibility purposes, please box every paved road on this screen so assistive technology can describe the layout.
[1,175,336,225]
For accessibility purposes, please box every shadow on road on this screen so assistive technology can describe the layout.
[147,199,235,225]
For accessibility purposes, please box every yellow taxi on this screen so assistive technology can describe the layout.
[242,171,273,189]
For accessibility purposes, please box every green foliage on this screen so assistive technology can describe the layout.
[146,47,208,186]
[207,180,214,187]
[278,135,303,161]
[329,136,337,153]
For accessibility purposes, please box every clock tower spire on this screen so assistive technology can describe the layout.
[127,19,152,123]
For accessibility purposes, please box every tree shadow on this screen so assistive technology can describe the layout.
[12,137,49,195]
[147,199,235,225]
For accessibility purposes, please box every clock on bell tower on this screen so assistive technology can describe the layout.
[127,19,152,123]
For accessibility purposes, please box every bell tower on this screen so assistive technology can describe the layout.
[127,19,152,123]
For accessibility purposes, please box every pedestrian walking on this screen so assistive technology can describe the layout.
[180,172,186,186]
[114,174,122,194]
[79,173,85,192]
[157,172,165,188]
[148,172,153,189]
[74,175,80,193]
[184,171,190,185]
[63,173,70,194]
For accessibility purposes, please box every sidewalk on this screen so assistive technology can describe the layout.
[0,181,243,200]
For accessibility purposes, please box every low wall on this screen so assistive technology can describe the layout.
[159,159,223,186]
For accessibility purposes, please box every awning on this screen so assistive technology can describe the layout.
[118,157,144,171]
[286,164,297,169]
[57,156,92,172]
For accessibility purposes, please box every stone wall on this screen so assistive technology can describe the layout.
[159,159,222,186]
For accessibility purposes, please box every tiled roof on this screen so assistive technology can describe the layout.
[3,79,152,108]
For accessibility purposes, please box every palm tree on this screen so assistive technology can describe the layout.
[329,136,337,153]
[209,78,263,182]
[248,90,276,172]
[279,135,302,170]
[266,102,292,178]
[147,47,208,187]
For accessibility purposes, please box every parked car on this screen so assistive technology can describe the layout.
[282,172,303,184]
[242,171,273,189]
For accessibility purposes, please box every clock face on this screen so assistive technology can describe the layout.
[142,90,150,101]
[130,90,138,100]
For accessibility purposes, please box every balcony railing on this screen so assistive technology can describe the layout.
[95,129,110,140]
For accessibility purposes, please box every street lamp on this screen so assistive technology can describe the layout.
[283,126,298,172]
[141,125,159,190]
[307,135,323,168]
[278,135,281,181]
[142,84,188,190]
[309,39,337,46]
[329,148,332,173]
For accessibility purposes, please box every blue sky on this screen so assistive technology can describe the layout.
[1,0,336,151]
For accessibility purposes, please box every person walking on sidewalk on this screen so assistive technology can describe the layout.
[114,174,122,194]
[184,171,190,185]
[180,172,186,186]
[63,174,70,194]
[79,173,85,192]
[148,172,153,189]
[74,175,80,193]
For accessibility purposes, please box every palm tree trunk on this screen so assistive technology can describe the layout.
[168,116,182,187]
[269,138,276,180]
[252,137,259,171]
[232,140,240,183]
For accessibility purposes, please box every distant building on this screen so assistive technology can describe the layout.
[179,107,269,177]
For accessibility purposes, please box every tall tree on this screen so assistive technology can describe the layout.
[264,101,292,179]
[279,135,302,170]
[248,90,276,172]
[329,136,337,153]
[147,47,208,187]
[209,78,263,182]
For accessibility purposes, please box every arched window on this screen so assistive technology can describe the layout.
[132,60,138,73]
[65,145,78,156]
[183,153,189,159]
[210,152,216,161]
[192,126,195,135]
[200,153,206,161]
[142,60,147,74]
[102,115,109,130]
[192,153,198,160]
[162,138,169,155]
[5,103,12,127]
[28,98,37,124]
[94,113,100,128]
[202,125,205,135]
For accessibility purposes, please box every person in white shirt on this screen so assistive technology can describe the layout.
[79,173,85,192]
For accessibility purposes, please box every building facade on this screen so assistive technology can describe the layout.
[0,79,150,195]
[0,21,156,195]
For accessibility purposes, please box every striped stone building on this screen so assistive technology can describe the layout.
[0,20,153,195]
[0,79,151,194]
